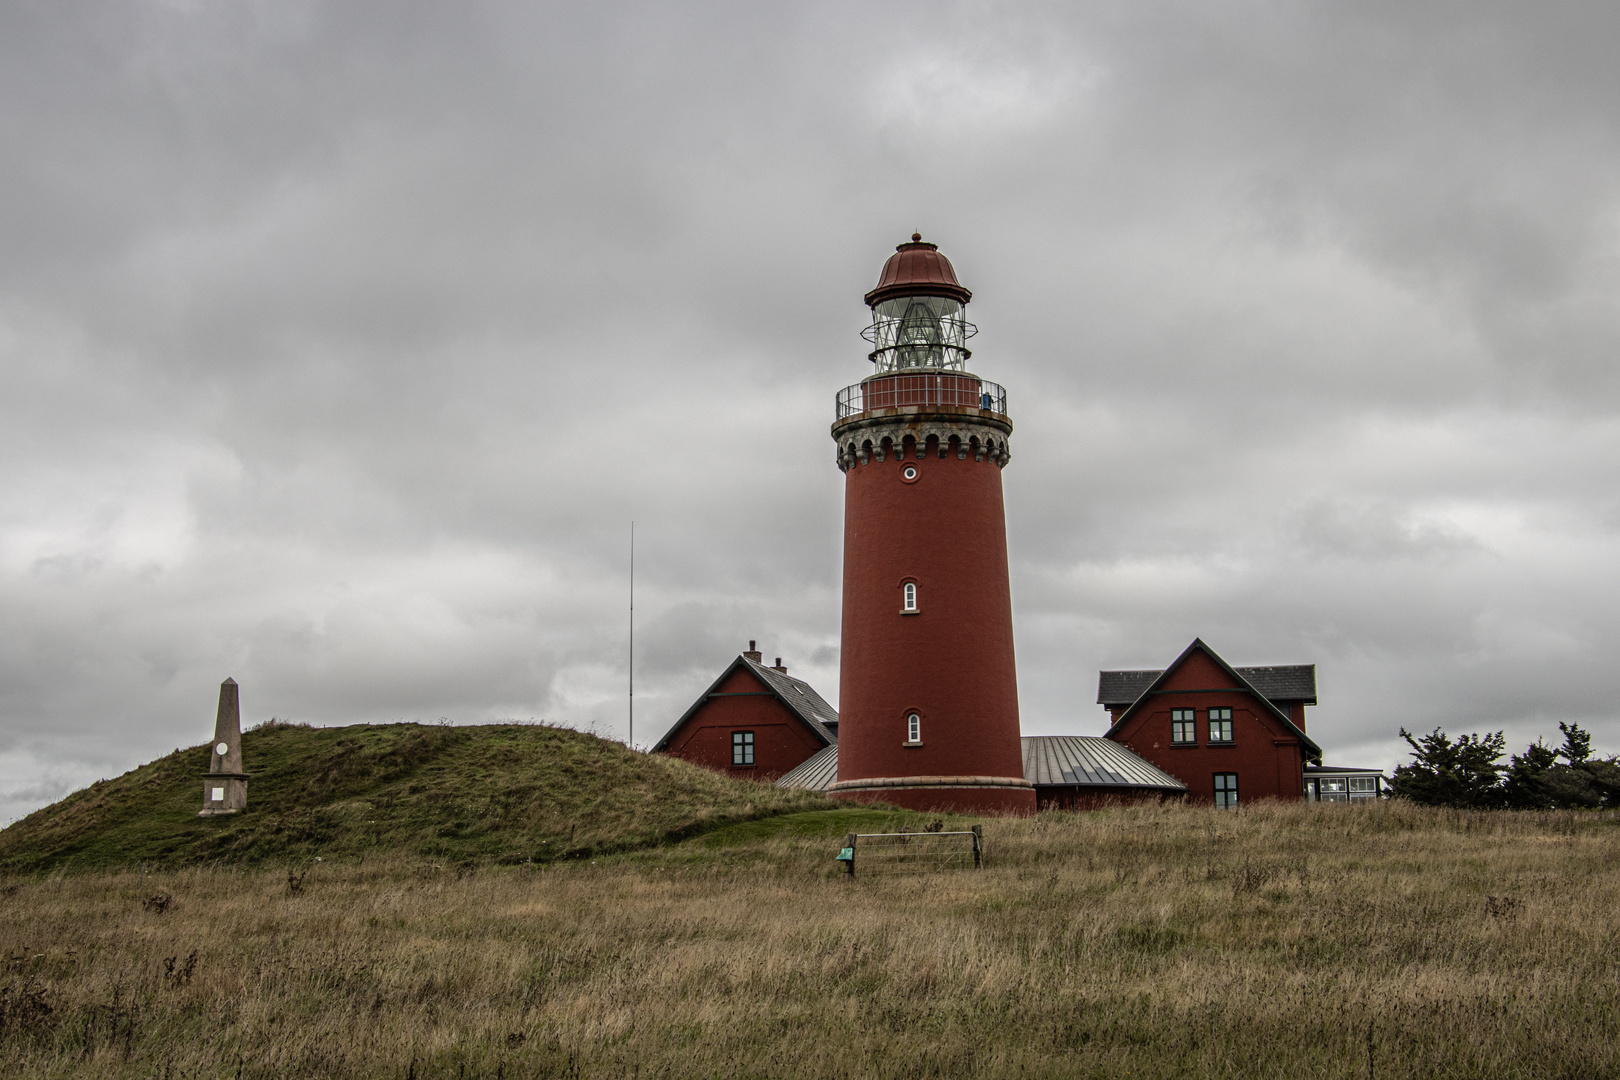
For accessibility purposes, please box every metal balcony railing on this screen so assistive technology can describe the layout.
[835,374,1007,420]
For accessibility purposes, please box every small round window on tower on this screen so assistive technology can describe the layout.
[901,465,919,483]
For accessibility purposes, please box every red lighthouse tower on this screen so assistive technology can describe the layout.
[828,235,1035,814]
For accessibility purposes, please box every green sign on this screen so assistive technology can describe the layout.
[836,847,854,862]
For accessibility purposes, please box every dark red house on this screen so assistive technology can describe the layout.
[652,643,838,782]
[1098,639,1323,806]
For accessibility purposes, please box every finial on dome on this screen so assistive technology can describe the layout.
[911,232,922,242]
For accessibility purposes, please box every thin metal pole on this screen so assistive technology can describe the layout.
[628,521,634,750]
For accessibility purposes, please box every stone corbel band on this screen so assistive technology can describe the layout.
[829,775,1035,792]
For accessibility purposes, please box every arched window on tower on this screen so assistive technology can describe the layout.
[907,713,921,743]
[903,582,917,612]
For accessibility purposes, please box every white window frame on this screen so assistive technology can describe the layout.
[906,713,921,743]
[902,582,918,612]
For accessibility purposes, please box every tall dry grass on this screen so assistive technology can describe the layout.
[2,800,1618,1078]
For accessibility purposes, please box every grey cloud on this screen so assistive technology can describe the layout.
[4,1,1620,821]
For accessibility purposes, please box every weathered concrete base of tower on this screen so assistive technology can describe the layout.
[198,774,248,816]
[829,776,1037,816]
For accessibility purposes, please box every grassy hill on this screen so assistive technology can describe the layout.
[0,721,836,872]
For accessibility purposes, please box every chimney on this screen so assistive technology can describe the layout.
[773,657,787,673]
[743,640,763,664]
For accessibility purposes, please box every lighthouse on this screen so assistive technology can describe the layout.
[828,235,1036,814]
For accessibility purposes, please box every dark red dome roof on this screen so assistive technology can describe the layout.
[864,233,972,307]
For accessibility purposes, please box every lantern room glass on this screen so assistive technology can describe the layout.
[862,295,977,372]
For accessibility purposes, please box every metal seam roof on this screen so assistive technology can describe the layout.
[776,737,1186,793]
[775,744,839,791]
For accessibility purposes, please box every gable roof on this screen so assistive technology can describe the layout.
[775,737,1186,794]
[1103,639,1322,762]
[651,654,839,753]
[1098,664,1316,706]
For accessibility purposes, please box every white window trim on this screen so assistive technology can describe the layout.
[902,582,918,612]
[905,713,921,744]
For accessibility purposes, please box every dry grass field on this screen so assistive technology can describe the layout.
[2,800,1618,1079]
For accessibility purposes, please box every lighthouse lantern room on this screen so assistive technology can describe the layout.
[829,235,1035,814]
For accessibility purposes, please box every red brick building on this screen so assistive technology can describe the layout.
[1098,639,1322,806]
[660,646,1191,808]
[651,643,838,782]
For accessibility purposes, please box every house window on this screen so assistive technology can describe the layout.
[1319,777,1348,802]
[732,731,755,766]
[906,713,921,743]
[902,582,918,612]
[1349,776,1379,800]
[1171,708,1196,744]
[1214,773,1239,809]
[1208,707,1233,744]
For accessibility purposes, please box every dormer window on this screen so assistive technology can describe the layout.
[902,582,918,612]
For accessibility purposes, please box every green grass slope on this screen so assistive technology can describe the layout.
[0,722,836,872]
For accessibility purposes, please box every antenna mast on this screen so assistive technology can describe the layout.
[628,520,634,750]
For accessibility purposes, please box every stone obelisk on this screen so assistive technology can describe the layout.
[199,677,248,816]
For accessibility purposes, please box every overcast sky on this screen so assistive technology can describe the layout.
[4,1,1619,823]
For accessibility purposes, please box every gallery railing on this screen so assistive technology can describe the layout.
[835,375,1007,420]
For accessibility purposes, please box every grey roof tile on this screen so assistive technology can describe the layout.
[1096,670,1161,706]
[1236,665,1316,702]
[745,658,840,741]
[1098,664,1316,705]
